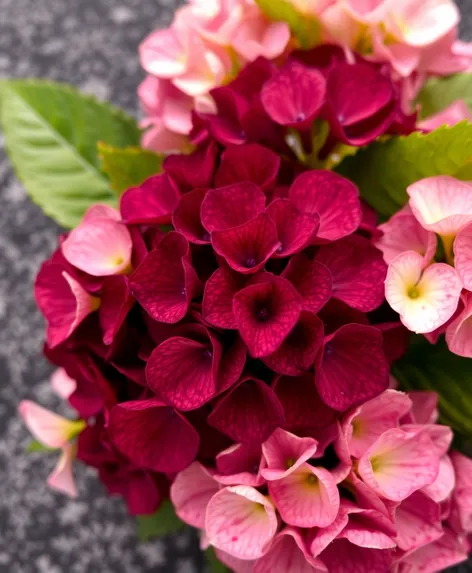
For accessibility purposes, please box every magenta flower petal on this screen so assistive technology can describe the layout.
[129,232,202,323]
[172,188,211,245]
[208,377,285,444]
[211,213,281,274]
[120,173,180,225]
[202,267,248,329]
[163,141,218,192]
[170,462,219,529]
[289,170,361,242]
[319,539,393,572]
[261,60,326,128]
[268,462,340,528]
[273,373,337,432]
[215,143,281,192]
[108,398,199,473]
[206,485,278,560]
[262,428,318,481]
[146,327,246,410]
[35,264,99,349]
[394,491,443,552]
[233,273,302,357]
[315,236,387,312]
[266,199,320,258]
[201,182,266,232]
[282,254,332,314]
[215,442,265,487]
[262,311,324,375]
[99,275,135,345]
[315,324,390,411]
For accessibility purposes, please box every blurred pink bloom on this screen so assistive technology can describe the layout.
[232,12,290,62]
[50,368,77,400]
[47,443,78,498]
[419,100,472,131]
[454,222,472,291]
[446,292,472,358]
[385,251,462,334]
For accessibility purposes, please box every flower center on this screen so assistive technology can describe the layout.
[246,257,257,268]
[256,307,270,321]
[407,286,421,299]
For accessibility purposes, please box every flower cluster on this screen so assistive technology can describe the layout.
[377,175,472,358]
[138,0,472,153]
[171,389,472,573]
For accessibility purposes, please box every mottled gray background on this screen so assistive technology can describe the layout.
[0,1,471,572]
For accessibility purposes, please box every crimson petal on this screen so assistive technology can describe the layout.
[262,311,324,375]
[129,232,202,323]
[108,398,199,473]
[211,213,280,275]
[99,275,135,345]
[233,273,302,357]
[315,235,387,312]
[215,143,280,192]
[261,60,326,128]
[266,199,320,257]
[289,170,361,242]
[163,141,218,192]
[172,188,210,244]
[208,378,285,444]
[282,253,332,314]
[120,173,180,225]
[315,324,389,411]
[201,182,266,232]
[202,267,248,329]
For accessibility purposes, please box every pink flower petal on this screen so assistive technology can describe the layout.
[120,173,180,225]
[215,443,265,487]
[419,100,472,131]
[268,462,340,528]
[315,235,387,312]
[18,400,77,449]
[261,61,326,128]
[385,251,462,334]
[407,391,439,425]
[47,443,78,498]
[449,451,472,533]
[407,175,472,236]
[422,455,455,503]
[282,254,332,314]
[289,170,361,242]
[343,390,412,458]
[339,508,396,549]
[139,28,188,77]
[108,398,199,473]
[262,428,319,481]
[395,490,443,552]
[232,15,290,61]
[215,550,257,573]
[454,222,472,291]
[315,324,390,411]
[233,273,302,357]
[50,368,77,400]
[208,378,285,445]
[170,462,219,529]
[202,266,248,329]
[206,486,278,560]
[358,428,440,502]
[129,232,202,323]
[215,144,280,193]
[201,182,266,233]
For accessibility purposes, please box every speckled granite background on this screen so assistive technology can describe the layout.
[0,1,472,572]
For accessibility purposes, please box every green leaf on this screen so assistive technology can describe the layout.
[26,440,57,453]
[393,336,472,438]
[336,122,472,219]
[0,79,141,228]
[136,500,185,541]
[98,142,163,195]
[254,0,319,48]
[416,73,472,119]
[204,548,230,573]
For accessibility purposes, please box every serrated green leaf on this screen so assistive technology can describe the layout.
[98,142,163,195]
[416,73,472,119]
[336,122,472,218]
[136,500,185,541]
[204,547,230,573]
[0,80,141,228]
[254,0,319,48]
[26,439,57,453]
[394,337,472,438]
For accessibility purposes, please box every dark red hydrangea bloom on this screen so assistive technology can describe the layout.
[34,60,410,513]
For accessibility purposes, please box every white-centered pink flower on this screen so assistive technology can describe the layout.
[205,485,278,560]
[375,206,437,266]
[446,292,472,358]
[454,222,472,292]
[62,205,133,277]
[385,251,462,334]
[358,427,440,502]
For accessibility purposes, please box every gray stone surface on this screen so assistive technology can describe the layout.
[0,1,471,572]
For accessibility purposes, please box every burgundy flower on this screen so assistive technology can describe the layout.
[146,324,246,410]
[232,273,302,357]
[208,377,285,444]
[163,142,218,192]
[261,60,326,129]
[99,275,135,345]
[172,188,210,245]
[108,398,200,473]
[203,266,248,329]
[129,232,202,323]
[315,324,390,411]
